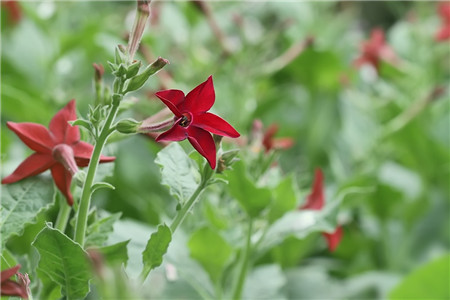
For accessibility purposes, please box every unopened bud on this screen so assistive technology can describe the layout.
[127,0,151,62]
[93,63,104,82]
[116,118,141,134]
[217,149,239,173]
[125,57,169,92]
[126,60,142,78]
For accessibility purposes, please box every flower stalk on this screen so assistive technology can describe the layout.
[232,218,253,300]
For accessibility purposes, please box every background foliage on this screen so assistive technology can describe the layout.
[1,1,449,299]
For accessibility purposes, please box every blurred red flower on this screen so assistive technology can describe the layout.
[436,3,450,41]
[299,168,343,252]
[262,123,294,153]
[1,100,115,205]
[1,265,29,299]
[354,28,397,72]
[155,76,240,169]
[1,1,22,25]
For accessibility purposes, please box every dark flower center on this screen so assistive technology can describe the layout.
[179,113,192,127]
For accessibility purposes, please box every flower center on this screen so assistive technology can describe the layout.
[52,144,79,176]
[179,112,192,127]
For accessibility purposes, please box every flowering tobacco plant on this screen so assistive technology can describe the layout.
[354,28,398,72]
[435,3,450,42]
[153,76,240,169]
[0,265,29,299]
[1,100,115,205]
[300,168,343,252]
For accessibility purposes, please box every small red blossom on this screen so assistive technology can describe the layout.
[322,226,343,252]
[155,76,240,169]
[1,265,29,299]
[435,3,450,42]
[299,168,343,252]
[1,100,115,205]
[262,123,294,153]
[1,1,22,25]
[354,28,397,72]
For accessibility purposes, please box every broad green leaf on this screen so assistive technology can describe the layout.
[141,224,172,279]
[85,212,121,248]
[389,254,450,300]
[188,227,232,284]
[0,176,54,247]
[32,225,93,300]
[92,240,130,267]
[226,161,272,218]
[259,210,331,254]
[155,143,200,205]
[268,175,298,223]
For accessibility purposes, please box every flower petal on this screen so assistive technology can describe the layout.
[1,280,29,299]
[184,76,215,113]
[1,153,55,184]
[322,226,343,252]
[6,122,54,153]
[51,164,73,206]
[155,120,188,142]
[72,141,115,167]
[1,265,21,283]
[155,89,184,117]
[300,168,324,210]
[193,112,240,138]
[187,127,216,169]
[49,99,80,145]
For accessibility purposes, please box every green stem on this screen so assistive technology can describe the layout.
[170,182,206,233]
[54,196,71,232]
[232,219,253,300]
[74,101,120,246]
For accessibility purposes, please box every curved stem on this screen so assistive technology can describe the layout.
[169,182,206,233]
[232,218,253,300]
[54,195,71,232]
[74,101,120,246]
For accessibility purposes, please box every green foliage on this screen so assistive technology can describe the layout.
[188,227,233,284]
[0,176,54,247]
[226,161,272,218]
[94,240,130,266]
[389,254,450,300]
[85,211,121,248]
[141,224,172,280]
[32,225,93,300]
[155,143,200,205]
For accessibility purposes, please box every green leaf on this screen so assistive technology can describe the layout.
[188,227,232,284]
[389,254,450,300]
[155,143,200,205]
[259,210,331,254]
[1,176,54,247]
[32,225,93,300]
[85,212,121,248]
[91,181,115,193]
[93,240,130,267]
[226,161,272,218]
[267,175,298,223]
[141,224,172,280]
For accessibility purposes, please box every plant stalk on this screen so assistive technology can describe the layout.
[232,218,253,300]
[74,100,120,246]
[54,196,71,232]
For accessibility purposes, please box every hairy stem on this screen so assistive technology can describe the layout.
[74,100,120,246]
[232,219,253,300]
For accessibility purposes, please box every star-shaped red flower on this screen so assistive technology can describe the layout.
[1,100,115,205]
[299,168,343,252]
[262,123,294,153]
[155,76,240,169]
[436,3,450,42]
[1,265,29,299]
[354,28,397,72]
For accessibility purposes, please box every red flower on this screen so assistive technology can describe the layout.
[354,28,397,72]
[299,168,342,252]
[1,1,22,25]
[1,100,115,205]
[436,3,450,42]
[262,123,294,153]
[155,76,240,169]
[1,265,29,299]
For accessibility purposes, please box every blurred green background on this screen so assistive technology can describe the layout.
[1,1,449,299]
